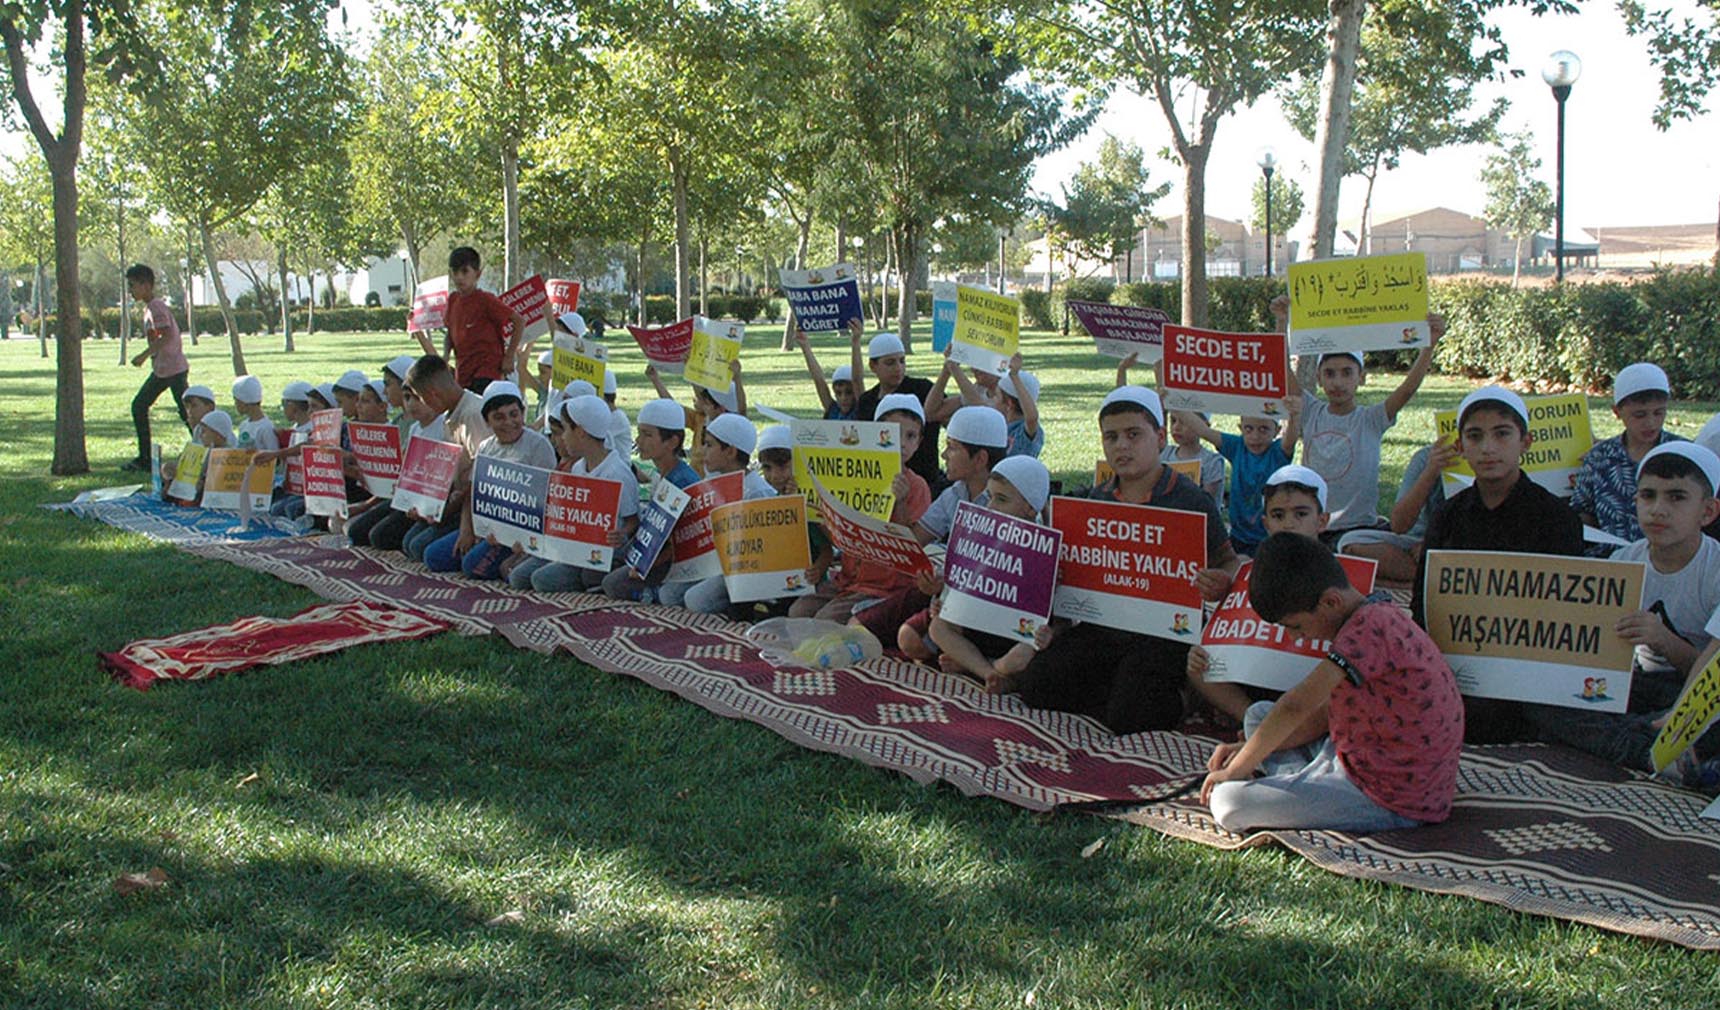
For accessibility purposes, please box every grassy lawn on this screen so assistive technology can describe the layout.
[1,326,1716,1008]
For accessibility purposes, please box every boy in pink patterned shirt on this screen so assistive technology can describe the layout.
[123,263,191,471]
[1202,532,1465,833]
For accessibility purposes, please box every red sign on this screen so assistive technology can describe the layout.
[301,444,348,518]
[1200,556,1379,691]
[407,276,448,333]
[284,437,305,495]
[547,279,581,316]
[390,435,462,522]
[1159,324,1290,418]
[539,472,625,570]
[812,476,932,579]
[347,422,403,497]
[1047,496,1208,640]
[501,274,550,342]
[666,471,745,581]
[628,318,695,374]
[309,408,343,447]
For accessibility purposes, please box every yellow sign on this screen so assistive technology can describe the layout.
[1424,550,1644,711]
[684,316,744,392]
[790,419,901,521]
[1288,251,1429,356]
[948,284,1019,373]
[709,496,814,602]
[1652,650,1720,772]
[551,335,607,391]
[167,442,208,502]
[1434,392,1593,498]
[201,448,275,512]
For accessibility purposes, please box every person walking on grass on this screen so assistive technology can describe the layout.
[122,263,190,472]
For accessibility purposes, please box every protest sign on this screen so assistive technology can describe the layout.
[308,408,343,447]
[390,434,462,521]
[167,443,208,502]
[1288,251,1429,356]
[947,285,1019,374]
[939,501,1062,643]
[684,317,744,391]
[538,472,624,570]
[789,418,901,521]
[347,422,404,497]
[810,475,934,579]
[1201,556,1379,691]
[1652,650,1720,772]
[547,278,581,316]
[1095,458,1199,487]
[781,263,863,333]
[283,433,306,495]
[1434,392,1593,497]
[666,471,746,582]
[1069,300,1170,361]
[628,318,695,374]
[407,275,449,333]
[551,334,608,391]
[471,455,550,551]
[1423,550,1645,712]
[499,274,550,344]
[1160,324,1290,417]
[201,449,273,512]
[710,497,814,602]
[1048,497,1208,640]
[931,281,957,353]
[625,479,692,576]
[301,444,348,518]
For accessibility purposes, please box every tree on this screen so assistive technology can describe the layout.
[1480,130,1553,287]
[1006,1,1325,325]
[0,153,55,359]
[124,1,349,375]
[1284,0,1507,255]
[1621,1,1720,129]
[1249,172,1304,240]
[1051,136,1170,282]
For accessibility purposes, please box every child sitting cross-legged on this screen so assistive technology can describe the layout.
[1201,532,1465,834]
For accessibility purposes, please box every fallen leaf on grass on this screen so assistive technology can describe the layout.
[1080,838,1105,859]
[485,909,525,928]
[114,867,169,896]
[236,772,261,788]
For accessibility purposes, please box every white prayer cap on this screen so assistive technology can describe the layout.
[314,384,337,406]
[558,311,588,337]
[638,398,687,432]
[990,455,1051,513]
[946,405,1008,449]
[1613,362,1670,404]
[231,375,263,404]
[560,393,611,436]
[281,380,313,402]
[874,392,925,423]
[384,354,417,382]
[998,369,1040,403]
[183,384,216,403]
[1638,442,1720,497]
[480,380,525,415]
[833,364,854,383]
[705,413,757,455]
[603,369,617,395]
[1457,384,1529,430]
[1263,464,1329,511]
[1318,351,1366,370]
[200,409,235,445]
[1100,385,1164,428]
[867,333,905,359]
[757,424,794,453]
[333,369,369,393]
[702,382,739,413]
[565,379,597,399]
[366,378,389,401]
[537,349,555,368]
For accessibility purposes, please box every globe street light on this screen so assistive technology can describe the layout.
[1257,149,1277,277]
[1542,50,1581,282]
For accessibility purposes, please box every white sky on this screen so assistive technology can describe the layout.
[1030,4,1720,235]
[5,3,1716,237]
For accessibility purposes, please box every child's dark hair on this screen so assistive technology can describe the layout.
[448,246,481,272]
[1262,481,1323,508]
[1249,532,1349,624]
[643,424,686,457]
[1618,389,1670,408]
[404,354,452,390]
[1098,400,1161,430]
[759,447,792,467]
[124,263,155,286]
[481,393,523,420]
[947,438,999,471]
[1640,452,1716,497]
[1458,399,1528,436]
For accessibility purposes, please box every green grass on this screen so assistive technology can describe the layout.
[1,327,1717,1008]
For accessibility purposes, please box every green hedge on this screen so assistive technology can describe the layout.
[643,293,779,324]
[1431,269,1720,398]
[1025,276,1282,335]
[64,305,411,338]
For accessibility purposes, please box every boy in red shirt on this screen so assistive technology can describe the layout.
[441,246,527,394]
[1202,532,1465,834]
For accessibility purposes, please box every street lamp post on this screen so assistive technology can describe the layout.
[1258,149,1277,277]
[1542,50,1581,283]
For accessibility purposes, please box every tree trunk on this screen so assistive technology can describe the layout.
[698,233,709,317]
[305,254,317,333]
[1180,144,1212,327]
[199,218,246,374]
[1309,0,1367,260]
[401,223,422,296]
[49,158,88,474]
[116,207,129,364]
[670,152,691,319]
[279,243,293,353]
[781,212,812,349]
[894,223,919,349]
[35,260,47,358]
[833,218,846,266]
[1511,235,1523,288]
[636,232,649,326]
[1359,163,1380,256]
[880,231,894,329]
[502,138,521,287]
[183,224,198,344]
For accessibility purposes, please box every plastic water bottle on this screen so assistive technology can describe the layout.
[793,632,869,670]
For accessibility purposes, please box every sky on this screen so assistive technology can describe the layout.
[1029,4,1720,237]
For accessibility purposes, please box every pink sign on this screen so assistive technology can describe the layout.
[811,475,933,579]
[309,408,343,447]
[628,318,695,374]
[347,422,403,497]
[407,276,449,333]
[301,444,348,518]
[547,279,581,317]
[390,434,462,522]
[501,274,550,342]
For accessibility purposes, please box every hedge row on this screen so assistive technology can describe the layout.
[59,305,412,337]
[642,293,780,324]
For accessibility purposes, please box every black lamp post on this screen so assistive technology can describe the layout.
[1258,149,1277,276]
[1542,50,1581,282]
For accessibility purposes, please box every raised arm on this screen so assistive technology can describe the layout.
[1277,393,1303,457]
[924,358,955,421]
[1008,353,1038,436]
[729,358,748,417]
[645,362,672,401]
[1114,352,1138,389]
[1383,314,1444,421]
[1173,409,1223,451]
[1390,440,1456,534]
[794,318,836,414]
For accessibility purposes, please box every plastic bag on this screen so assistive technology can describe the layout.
[746,617,882,671]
